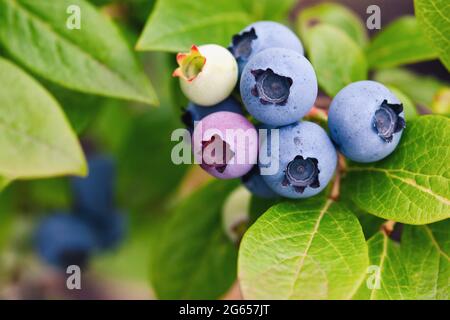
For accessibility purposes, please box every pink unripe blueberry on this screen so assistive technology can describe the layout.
[192,112,258,179]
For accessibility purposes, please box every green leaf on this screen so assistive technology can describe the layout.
[0,58,86,179]
[238,197,369,299]
[414,0,450,70]
[89,0,113,6]
[366,16,438,69]
[342,199,385,240]
[88,99,132,154]
[150,180,239,299]
[373,68,449,107]
[0,0,158,105]
[116,53,187,209]
[388,86,418,120]
[241,0,296,21]
[23,178,71,211]
[45,82,104,134]
[297,2,368,47]
[0,176,9,192]
[344,116,450,225]
[136,0,251,52]
[354,212,385,240]
[117,108,188,210]
[249,196,280,224]
[401,220,449,299]
[306,24,368,97]
[353,232,411,300]
[0,190,13,249]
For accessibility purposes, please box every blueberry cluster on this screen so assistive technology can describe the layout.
[176,21,405,199]
[35,156,126,270]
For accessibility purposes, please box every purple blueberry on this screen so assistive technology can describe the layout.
[192,111,258,179]
[240,48,317,126]
[260,121,337,199]
[328,81,405,163]
[181,96,243,132]
[229,21,304,75]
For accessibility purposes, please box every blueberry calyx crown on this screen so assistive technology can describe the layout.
[200,134,235,173]
[251,68,293,106]
[172,45,206,82]
[282,155,320,194]
[373,100,405,143]
[229,28,257,61]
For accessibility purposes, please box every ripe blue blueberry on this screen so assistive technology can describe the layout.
[229,21,304,75]
[71,155,115,221]
[71,155,126,250]
[89,211,126,250]
[240,48,317,126]
[35,213,97,269]
[242,165,278,198]
[242,124,278,198]
[260,121,337,199]
[181,96,243,132]
[328,81,406,163]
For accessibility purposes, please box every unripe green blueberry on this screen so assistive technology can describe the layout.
[173,44,238,106]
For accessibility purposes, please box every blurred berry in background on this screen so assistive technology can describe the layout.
[35,213,97,270]
[35,155,127,271]
[72,156,116,221]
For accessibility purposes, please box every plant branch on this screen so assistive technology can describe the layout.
[329,154,347,201]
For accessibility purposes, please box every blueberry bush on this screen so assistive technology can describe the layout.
[0,0,448,300]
